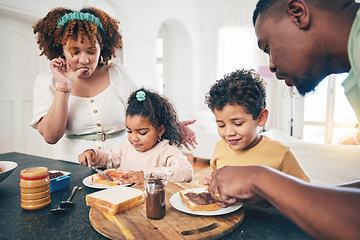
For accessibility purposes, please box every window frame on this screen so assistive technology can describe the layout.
[296,74,356,144]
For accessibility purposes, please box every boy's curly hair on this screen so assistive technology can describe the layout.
[205,69,266,120]
[126,88,183,146]
[33,7,122,66]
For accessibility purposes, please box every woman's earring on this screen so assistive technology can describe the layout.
[98,55,104,64]
[98,55,104,65]
[157,135,162,142]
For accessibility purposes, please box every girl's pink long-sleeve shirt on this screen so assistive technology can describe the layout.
[93,140,193,182]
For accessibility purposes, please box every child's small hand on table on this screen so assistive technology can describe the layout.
[199,175,212,186]
[119,171,144,185]
[78,149,96,166]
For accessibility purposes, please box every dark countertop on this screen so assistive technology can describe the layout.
[0,152,312,240]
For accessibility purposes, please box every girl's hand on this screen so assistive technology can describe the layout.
[78,149,96,167]
[118,171,144,185]
[50,57,87,89]
[180,120,198,151]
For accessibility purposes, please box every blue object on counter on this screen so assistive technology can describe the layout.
[49,171,71,193]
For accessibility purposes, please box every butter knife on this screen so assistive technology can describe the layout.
[91,166,113,182]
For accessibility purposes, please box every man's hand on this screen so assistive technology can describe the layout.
[208,166,269,206]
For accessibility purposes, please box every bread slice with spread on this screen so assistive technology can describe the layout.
[91,169,129,186]
[179,189,221,211]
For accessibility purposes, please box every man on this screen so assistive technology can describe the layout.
[208,1,360,239]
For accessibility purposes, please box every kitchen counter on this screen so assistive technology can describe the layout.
[0,152,312,240]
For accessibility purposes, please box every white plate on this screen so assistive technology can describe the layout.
[0,161,18,183]
[169,187,242,216]
[82,175,131,189]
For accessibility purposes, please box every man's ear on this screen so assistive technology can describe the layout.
[287,0,310,29]
[257,109,269,127]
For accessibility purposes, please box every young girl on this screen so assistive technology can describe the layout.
[78,88,193,184]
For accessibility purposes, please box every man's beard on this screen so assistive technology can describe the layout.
[294,78,322,96]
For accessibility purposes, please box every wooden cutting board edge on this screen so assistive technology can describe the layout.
[88,182,246,239]
[89,206,245,240]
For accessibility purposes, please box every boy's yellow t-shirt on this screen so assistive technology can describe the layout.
[210,135,310,182]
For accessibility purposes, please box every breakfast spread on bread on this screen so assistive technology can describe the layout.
[179,190,222,211]
[91,168,130,186]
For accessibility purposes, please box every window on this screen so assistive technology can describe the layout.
[302,73,358,144]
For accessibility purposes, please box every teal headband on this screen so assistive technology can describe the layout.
[56,12,105,32]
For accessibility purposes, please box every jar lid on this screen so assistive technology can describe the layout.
[20,167,49,180]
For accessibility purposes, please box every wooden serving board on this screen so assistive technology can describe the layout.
[89,182,245,240]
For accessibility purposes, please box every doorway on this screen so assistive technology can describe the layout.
[157,19,193,119]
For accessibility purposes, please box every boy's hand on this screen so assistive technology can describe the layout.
[78,149,96,167]
[199,175,212,186]
[118,171,144,185]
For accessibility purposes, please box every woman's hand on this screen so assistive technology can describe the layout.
[118,171,144,185]
[78,149,96,167]
[180,120,198,151]
[50,57,87,89]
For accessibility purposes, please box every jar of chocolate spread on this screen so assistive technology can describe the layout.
[145,173,167,219]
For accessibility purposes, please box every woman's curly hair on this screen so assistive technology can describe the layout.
[126,88,183,146]
[205,69,266,120]
[33,7,122,66]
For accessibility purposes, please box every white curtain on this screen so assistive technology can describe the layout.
[217,0,260,78]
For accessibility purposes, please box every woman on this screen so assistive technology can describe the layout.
[31,7,196,163]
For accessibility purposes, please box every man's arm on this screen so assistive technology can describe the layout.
[209,166,360,240]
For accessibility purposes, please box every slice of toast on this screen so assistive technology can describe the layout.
[179,190,221,211]
[88,198,144,215]
[91,169,129,186]
[86,186,144,211]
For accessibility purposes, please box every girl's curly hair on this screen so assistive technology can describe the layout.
[205,69,266,120]
[33,7,122,67]
[126,88,183,146]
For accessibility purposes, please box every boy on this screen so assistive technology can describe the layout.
[200,69,310,185]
